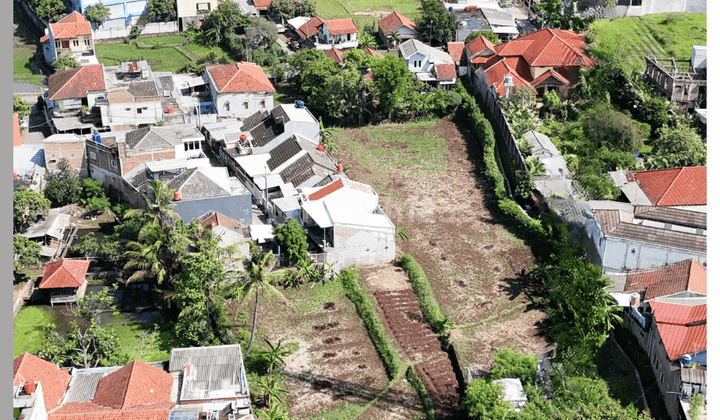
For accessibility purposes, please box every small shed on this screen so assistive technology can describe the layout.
[492,378,527,410]
[39,259,90,306]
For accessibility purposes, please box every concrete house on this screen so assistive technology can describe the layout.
[68,0,147,29]
[45,64,107,134]
[13,352,72,419]
[176,0,218,31]
[298,178,395,268]
[605,0,706,19]
[204,61,275,120]
[398,39,457,89]
[296,17,358,50]
[97,61,164,130]
[377,11,417,48]
[522,130,573,198]
[234,103,321,155]
[39,12,96,66]
[19,205,73,259]
[43,134,88,177]
[38,259,90,306]
[614,166,707,211]
[468,29,594,99]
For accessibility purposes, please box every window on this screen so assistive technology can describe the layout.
[125,108,131,111]
[137,108,143,114]
[260,100,266,109]
[49,159,57,164]
[73,39,79,47]
[243,102,249,109]
[224,102,230,111]
[84,39,90,46]
[90,151,97,160]
[110,160,117,169]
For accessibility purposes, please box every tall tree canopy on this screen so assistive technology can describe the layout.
[84,3,110,29]
[273,218,309,266]
[372,54,412,119]
[145,0,177,22]
[268,0,315,23]
[13,186,50,233]
[418,0,459,45]
[646,125,706,169]
[44,159,83,207]
[28,0,67,22]
[13,94,31,117]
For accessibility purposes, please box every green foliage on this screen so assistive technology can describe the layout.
[13,186,50,232]
[28,0,66,22]
[490,348,538,385]
[339,267,402,379]
[419,0,459,45]
[534,0,591,32]
[401,254,453,334]
[406,365,435,420]
[44,159,83,207]
[465,30,499,45]
[81,178,110,212]
[258,338,294,373]
[13,234,42,277]
[145,0,177,22]
[582,104,648,153]
[395,227,408,241]
[268,0,316,22]
[41,288,124,368]
[689,393,704,420]
[463,379,513,419]
[358,32,378,49]
[255,373,289,409]
[201,1,252,47]
[273,218,309,266]
[646,125,706,169]
[53,52,80,71]
[246,17,279,50]
[13,94,31,117]
[72,232,100,258]
[373,54,411,118]
[84,3,110,28]
[513,169,536,200]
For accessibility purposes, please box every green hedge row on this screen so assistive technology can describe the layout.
[400,254,452,335]
[455,83,546,239]
[339,267,402,379]
[406,365,435,420]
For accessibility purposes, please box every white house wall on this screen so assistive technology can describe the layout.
[329,224,395,268]
[101,100,163,128]
[214,92,273,119]
[126,0,147,14]
[405,52,429,73]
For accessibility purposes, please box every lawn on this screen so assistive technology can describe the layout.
[13,306,56,358]
[13,19,41,85]
[96,40,194,73]
[316,0,421,34]
[588,12,707,74]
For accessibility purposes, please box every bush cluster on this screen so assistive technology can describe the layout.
[339,267,402,379]
[400,254,452,335]
[405,365,435,420]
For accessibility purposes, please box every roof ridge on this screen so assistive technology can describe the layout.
[119,361,138,409]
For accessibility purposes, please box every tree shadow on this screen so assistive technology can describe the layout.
[498,271,544,313]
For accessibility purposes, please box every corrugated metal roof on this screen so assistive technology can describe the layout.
[609,223,706,254]
[169,344,249,401]
[64,369,119,403]
[681,368,706,385]
[634,206,706,230]
[267,137,302,172]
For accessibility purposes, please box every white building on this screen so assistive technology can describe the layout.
[204,62,275,120]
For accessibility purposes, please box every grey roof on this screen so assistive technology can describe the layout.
[249,115,283,148]
[279,153,313,184]
[271,105,291,125]
[125,126,202,151]
[481,8,516,27]
[267,137,302,171]
[20,212,71,240]
[242,110,270,131]
[634,206,707,230]
[169,344,249,401]
[608,222,706,254]
[128,80,160,97]
[63,366,123,404]
[167,167,230,200]
[399,38,428,58]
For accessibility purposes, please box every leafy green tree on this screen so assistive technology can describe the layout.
[236,247,288,357]
[13,94,31,117]
[41,288,125,368]
[81,178,110,213]
[418,0,459,45]
[358,32,378,49]
[29,0,67,22]
[123,219,191,285]
[463,379,514,419]
[258,338,293,373]
[145,0,177,22]
[246,17,279,50]
[52,53,80,71]
[201,1,252,46]
[44,159,83,207]
[84,3,110,29]
[525,157,545,176]
[372,54,411,120]
[13,186,50,233]
[72,232,100,258]
[582,105,648,153]
[124,179,177,227]
[490,348,538,384]
[13,234,42,278]
[273,218,309,266]
[268,0,315,23]
[464,30,498,45]
[387,29,401,48]
[689,393,705,420]
[646,125,706,169]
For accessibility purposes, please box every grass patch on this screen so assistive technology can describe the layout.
[96,41,193,73]
[139,35,186,46]
[104,311,182,362]
[306,403,365,420]
[181,42,235,62]
[13,306,56,357]
[588,12,706,74]
[293,278,346,315]
[13,19,41,85]
[315,0,352,19]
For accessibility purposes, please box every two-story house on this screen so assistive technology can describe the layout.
[296,17,358,50]
[98,61,164,130]
[45,64,107,134]
[204,61,276,120]
[377,11,417,48]
[68,0,147,29]
[176,0,218,31]
[39,12,96,66]
[398,39,457,89]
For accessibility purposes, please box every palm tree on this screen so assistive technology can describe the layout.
[256,373,289,409]
[388,30,401,49]
[125,180,177,227]
[236,247,289,357]
[123,219,190,286]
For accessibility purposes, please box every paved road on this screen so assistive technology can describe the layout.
[13,83,43,95]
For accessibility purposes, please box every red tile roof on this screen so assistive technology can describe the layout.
[13,353,72,411]
[649,301,706,360]
[494,28,593,68]
[447,42,464,63]
[39,259,91,289]
[465,35,497,58]
[207,61,275,94]
[633,166,707,206]
[40,12,91,43]
[92,360,174,409]
[253,0,273,10]
[48,65,106,101]
[434,63,456,80]
[49,402,174,420]
[296,16,324,39]
[624,259,707,300]
[363,47,382,57]
[309,179,344,201]
[14,113,22,147]
[530,69,571,87]
[483,58,532,97]
[324,48,345,63]
[324,18,358,36]
[378,11,416,36]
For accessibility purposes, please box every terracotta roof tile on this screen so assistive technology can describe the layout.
[48,65,106,101]
[324,18,358,36]
[623,259,706,300]
[14,353,72,411]
[434,63,456,80]
[378,11,416,36]
[253,0,273,10]
[465,35,496,57]
[39,259,90,289]
[495,28,593,68]
[363,47,382,57]
[447,42,464,63]
[633,166,706,206]
[296,16,324,39]
[47,12,92,40]
[324,48,345,63]
[92,360,174,409]
[649,302,706,360]
[483,58,532,96]
[207,61,275,93]
[49,402,174,420]
[530,69,571,86]
[308,179,344,201]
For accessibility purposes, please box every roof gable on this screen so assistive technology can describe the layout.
[624,259,707,300]
[39,259,90,289]
[633,166,707,206]
[297,16,324,39]
[92,361,173,409]
[649,302,707,360]
[324,48,345,63]
[434,63,457,80]
[48,65,106,101]
[167,167,231,200]
[48,12,92,40]
[308,178,344,200]
[207,61,275,94]
[125,127,174,151]
[447,42,464,62]
[494,28,593,69]
[14,353,72,411]
[378,11,417,35]
[483,59,532,96]
[323,18,358,36]
[530,69,571,86]
[465,35,497,58]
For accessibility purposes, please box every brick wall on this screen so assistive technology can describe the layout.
[44,141,87,177]
[120,150,177,175]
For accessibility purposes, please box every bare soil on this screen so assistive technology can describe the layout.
[336,119,550,372]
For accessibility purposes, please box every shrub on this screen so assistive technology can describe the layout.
[490,348,538,384]
[406,365,435,420]
[339,267,402,378]
[401,254,452,334]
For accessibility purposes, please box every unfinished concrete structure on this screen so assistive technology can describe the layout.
[644,46,707,113]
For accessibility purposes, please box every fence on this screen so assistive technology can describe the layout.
[92,22,179,41]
